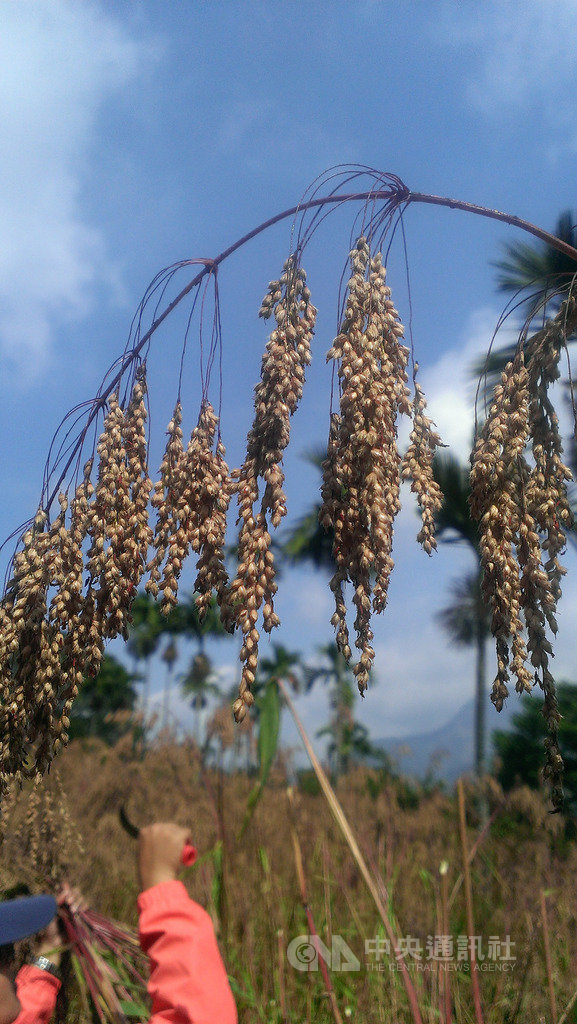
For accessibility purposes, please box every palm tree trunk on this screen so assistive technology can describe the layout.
[475,617,489,827]
[474,611,486,778]
[472,570,489,780]
[194,693,202,749]
[162,663,172,731]
[139,659,151,756]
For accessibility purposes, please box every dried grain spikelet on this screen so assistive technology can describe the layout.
[230,257,316,720]
[470,300,576,810]
[322,238,412,694]
[524,320,573,808]
[401,369,444,554]
[175,402,233,624]
[120,366,153,597]
[146,403,185,612]
[84,392,132,640]
[470,350,532,708]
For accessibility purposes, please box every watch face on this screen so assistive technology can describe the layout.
[33,956,59,978]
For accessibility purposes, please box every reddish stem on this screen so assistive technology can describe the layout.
[406,192,577,262]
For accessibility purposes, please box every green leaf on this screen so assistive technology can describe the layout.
[119,999,150,1017]
[210,839,224,917]
[258,845,271,877]
[239,679,280,836]
[419,867,433,893]
[71,954,90,1016]
[257,678,280,783]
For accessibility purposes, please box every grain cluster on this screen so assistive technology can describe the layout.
[0,234,574,807]
[146,399,232,624]
[470,299,576,809]
[228,256,316,720]
[0,368,154,783]
[321,238,442,693]
[0,256,318,781]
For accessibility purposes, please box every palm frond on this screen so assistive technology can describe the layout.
[436,572,491,648]
[476,211,577,399]
[433,454,479,553]
[282,508,335,571]
[493,210,577,305]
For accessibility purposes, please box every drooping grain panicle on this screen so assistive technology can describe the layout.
[0,498,91,779]
[77,373,152,651]
[229,256,316,720]
[174,401,233,625]
[470,350,533,709]
[1,770,84,888]
[83,388,145,644]
[84,392,127,634]
[321,238,413,694]
[146,399,233,624]
[524,316,573,809]
[248,256,316,528]
[0,508,55,778]
[470,299,576,810]
[0,372,154,785]
[42,492,85,758]
[120,366,153,599]
[146,402,185,612]
[401,368,444,554]
[321,413,352,663]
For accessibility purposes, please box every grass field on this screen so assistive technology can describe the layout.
[2,734,576,1023]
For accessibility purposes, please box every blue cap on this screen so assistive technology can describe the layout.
[0,895,57,945]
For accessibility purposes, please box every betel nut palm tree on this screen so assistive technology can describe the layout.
[128,591,227,735]
[475,209,577,391]
[285,451,491,778]
[433,454,492,778]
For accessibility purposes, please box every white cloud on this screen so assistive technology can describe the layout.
[0,1,156,383]
[435,1,577,127]
[411,305,512,463]
[282,569,333,629]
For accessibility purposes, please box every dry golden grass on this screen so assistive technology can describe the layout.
[3,738,577,1023]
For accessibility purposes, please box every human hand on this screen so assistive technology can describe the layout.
[57,882,86,917]
[33,882,87,968]
[0,973,20,1024]
[138,823,193,892]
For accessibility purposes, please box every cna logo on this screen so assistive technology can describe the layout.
[287,935,361,972]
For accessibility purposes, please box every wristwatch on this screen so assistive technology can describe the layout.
[31,955,61,980]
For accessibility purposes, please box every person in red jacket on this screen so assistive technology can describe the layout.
[0,893,60,1024]
[137,822,237,1024]
[0,823,237,1024]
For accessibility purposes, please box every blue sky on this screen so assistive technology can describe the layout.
[2,1,577,758]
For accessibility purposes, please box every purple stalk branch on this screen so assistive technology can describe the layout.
[61,903,149,1013]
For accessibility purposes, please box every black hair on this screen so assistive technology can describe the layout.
[0,884,30,901]
[0,942,15,967]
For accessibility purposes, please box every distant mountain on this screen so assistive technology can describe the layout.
[375,695,522,783]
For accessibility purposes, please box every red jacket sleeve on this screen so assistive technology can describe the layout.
[14,965,60,1024]
[138,879,237,1024]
